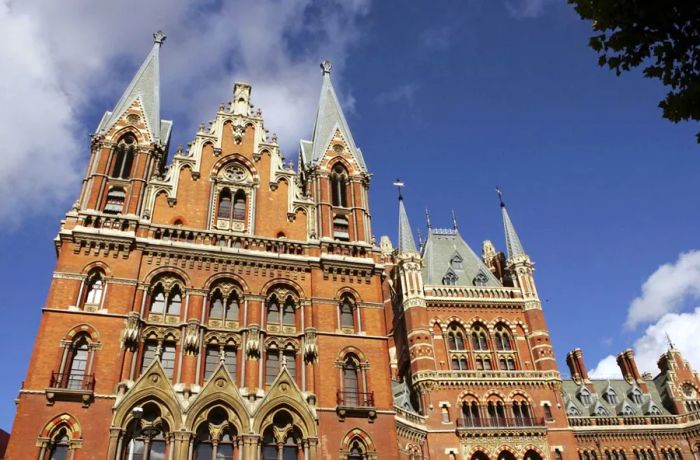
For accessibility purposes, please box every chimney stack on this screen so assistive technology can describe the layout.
[566,348,589,383]
[617,349,648,392]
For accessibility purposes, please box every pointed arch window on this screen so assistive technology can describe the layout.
[282,297,296,326]
[342,356,360,407]
[233,190,246,220]
[339,295,356,330]
[471,324,490,350]
[447,323,466,351]
[166,288,182,315]
[348,439,366,460]
[66,337,89,390]
[261,414,303,460]
[150,288,166,314]
[630,388,643,405]
[267,295,280,324]
[330,163,348,207]
[208,284,240,324]
[494,324,513,351]
[83,271,105,308]
[605,388,618,405]
[461,400,481,426]
[121,404,169,460]
[48,428,70,460]
[110,134,136,179]
[218,188,232,219]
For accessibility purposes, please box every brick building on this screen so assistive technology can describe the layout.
[6,32,700,460]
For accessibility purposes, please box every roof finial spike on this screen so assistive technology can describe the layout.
[496,186,505,208]
[153,30,166,46]
[393,178,405,200]
[425,208,432,230]
[665,331,676,350]
[417,228,424,249]
[451,209,458,231]
[320,60,332,75]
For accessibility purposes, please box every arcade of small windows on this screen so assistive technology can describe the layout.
[660,449,683,460]
[685,400,700,411]
[458,399,535,427]
[605,449,628,460]
[445,322,518,371]
[110,134,136,179]
[633,449,656,460]
[580,450,599,460]
[330,163,349,208]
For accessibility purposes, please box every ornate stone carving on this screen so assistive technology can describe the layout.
[121,312,141,349]
[184,320,200,355]
[233,124,245,144]
[246,326,260,358]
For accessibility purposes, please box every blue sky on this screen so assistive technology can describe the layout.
[1,0,699,431]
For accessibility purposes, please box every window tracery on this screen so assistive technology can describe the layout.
[260,410,304,460]
[208,281,241,327]
[330,163,349,208]
[110,134,136,179]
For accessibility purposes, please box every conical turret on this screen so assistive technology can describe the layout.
[398,193,417,254]
[499,190,527,261]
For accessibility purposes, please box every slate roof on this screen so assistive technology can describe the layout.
[97,33,171,144]
[562,379,668,417]
[420,229,501,287]
[398,198,417,254]
[501,204,526,260]
[301,62,367,172]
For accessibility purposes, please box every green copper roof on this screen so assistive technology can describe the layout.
[421,228,501,287]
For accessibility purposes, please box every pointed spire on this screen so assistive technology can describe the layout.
[396,180,417,254]
[665,331,676,350]
[451,209,459,231]
[307,60,367,171]
[98,31,167,142]
[497,187,527,260]
[425,208,432,230]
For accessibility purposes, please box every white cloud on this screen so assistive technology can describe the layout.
[504,0,551,19]
[625,250,700,329]
[590,250,700,379]
[0,0,369,225]
[590,307,700,378]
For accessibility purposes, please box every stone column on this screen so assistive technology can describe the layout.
[172,430,192,460]
[107,427,123,459]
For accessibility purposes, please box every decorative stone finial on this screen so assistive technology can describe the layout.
[153,31,166,45]
[496,186,505,208]
[320,60,332,75]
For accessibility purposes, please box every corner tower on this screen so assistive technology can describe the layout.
[78,32,171,217]
[300,61,372,243]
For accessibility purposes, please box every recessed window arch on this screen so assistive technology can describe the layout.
[471,323,490,351]
[121,403,170,460]
[148,275,184,317]
[104,187,126,214]
[346,437,371,460]
[339,294,357,330]
[260,410,305,460]
[494,323,513,351]
[266,289,297,329]
[447,322,466,351]
[110,134,137,179]
[330,163,349,207]
[208,281,241,324]
[82,269,105,309]
[193,407,238,460]
[45,427,71,460]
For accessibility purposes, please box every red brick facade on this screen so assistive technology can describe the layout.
[6,34,700,460]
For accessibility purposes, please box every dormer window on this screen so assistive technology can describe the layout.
[578,388,592,406]
[630,388,643,405]
[567,405,580,416]
[442,270,458,286]
[450,253,463,270]
[594,404,608,416]
[621,403,635,416]
[473,271,489,286]
[604,388,618,405]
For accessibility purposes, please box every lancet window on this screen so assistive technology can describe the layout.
[82,270,105,309]
[266,290,297,330]
[148,276,184,317]
[470,324,490,350]
[330,163,349,208]
[208,281,241,325]
[339,295,357,331]
[110,134,136,179]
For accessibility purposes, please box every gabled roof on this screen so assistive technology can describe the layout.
[97,31,169,143]
[421,228,501,287]
[301,61,367,172]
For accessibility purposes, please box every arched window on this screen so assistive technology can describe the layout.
[342,355,360,407]
[193,408,237,460]
[121,404,168,460]
[166,288,182,315]
[451,355,469,370]
[233,190,246,220]
[218,188,232,219]
[512,400,531,425]
[48,427,70,460]
[471,324,489,350]
[447,323,466,351]
[282,298,296,326]
[461,400,481,426]
[348,439,366,460]
[472,451,490,460]
[208,284,240,323]
[330,163,348,207]
[66,336,90,390]
[339,296,355,330]
[104,187,126,214]
[110,134,136,179]
[494,324,512,351]
[260,411,303,460]
[83,271,104,308]
[150,288,166,314]
[267,295,280,324]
